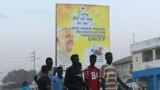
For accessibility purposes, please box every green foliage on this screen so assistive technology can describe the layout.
[2,69,36,83]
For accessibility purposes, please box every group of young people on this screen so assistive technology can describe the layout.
[34,52,129,90]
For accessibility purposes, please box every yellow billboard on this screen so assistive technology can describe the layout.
[56,4,110,67]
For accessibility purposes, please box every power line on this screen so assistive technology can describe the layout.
[30,50,40,71]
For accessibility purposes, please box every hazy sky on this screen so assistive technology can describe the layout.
[0,0,160,81]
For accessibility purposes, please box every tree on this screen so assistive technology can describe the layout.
[2,69,36,83]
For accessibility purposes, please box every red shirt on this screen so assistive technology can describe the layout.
[84,66,100,90]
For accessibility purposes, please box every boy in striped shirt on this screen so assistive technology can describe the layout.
[100,52,129,90]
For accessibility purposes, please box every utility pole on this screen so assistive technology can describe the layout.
[31,50,40,71]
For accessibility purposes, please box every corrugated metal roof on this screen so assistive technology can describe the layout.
[113,56,132,65]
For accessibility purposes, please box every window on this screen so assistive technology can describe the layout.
[142,50,153,62]
[156,49,160,60]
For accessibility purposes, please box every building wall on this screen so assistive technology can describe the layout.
[115,62,132,82]
[132,52,142,71]
[132,48,160,71]
[131,37,160,72]
[131,37,160,90]
[130,37,160,53]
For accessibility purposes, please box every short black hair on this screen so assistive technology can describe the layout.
[41,65,49,73]
[105,52,112,57]
[57,66,63,70]
[46,57,53,64]
[90,54,97,59]
[22,81,28,87]
[105,52,113,65]
[71,54,79,61]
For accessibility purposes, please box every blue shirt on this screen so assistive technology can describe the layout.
[52,76,65,90]
[21,85,30,90]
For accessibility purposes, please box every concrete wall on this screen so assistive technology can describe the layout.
[132,52,142,71]
[131,37,160,71]
[115,62,132,82]
[132,48,160,71]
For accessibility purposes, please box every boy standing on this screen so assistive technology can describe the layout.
[52,66,66,90]
[84,54,100,90]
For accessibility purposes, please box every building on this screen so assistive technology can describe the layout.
[1,81,36,90]
[130,37,160,90]
[113,56,132,82]
[1,82,21,90]
[0,85,2,90]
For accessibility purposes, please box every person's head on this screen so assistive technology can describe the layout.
[22,81,28,87]
[105,52,113,65]
[41,65,49,74]
[90,54,97,67]
[56,66,63,77]
[70,54,79,65]
[46,57,53,70]
[57,28,73,53]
